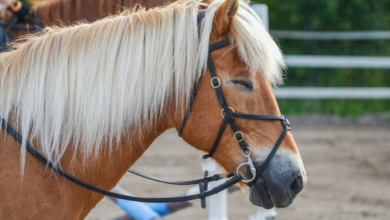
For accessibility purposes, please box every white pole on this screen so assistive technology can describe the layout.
[249,208,277,220]
[202,161,229,220]
[251,4,269,30]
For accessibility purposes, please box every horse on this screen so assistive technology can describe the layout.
[0,0,174,43]
[0,0,307,219]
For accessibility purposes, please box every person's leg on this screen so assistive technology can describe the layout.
[109,187,162,220]
[147,195,192,216]
[108,182,240,220]
[146,184,238,216]
[109,187,193,217]
[107,215,134,220]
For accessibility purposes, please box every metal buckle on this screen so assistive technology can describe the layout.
[221,107,234,118]
[234,131,244,142]
[281,115,291,130]
[236,148,257,183]
[211,77,221,88]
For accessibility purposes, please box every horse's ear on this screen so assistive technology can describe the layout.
[214,0,239,35]
[204,0,214,5]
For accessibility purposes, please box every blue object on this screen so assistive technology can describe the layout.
[116,193,161,220]
[148,203,171,216]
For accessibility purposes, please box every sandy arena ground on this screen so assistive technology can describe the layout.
[86,121,390,220]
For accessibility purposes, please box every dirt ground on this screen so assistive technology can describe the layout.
[86,120,390,220]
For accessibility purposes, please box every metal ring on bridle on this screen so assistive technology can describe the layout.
[242,147,251,157]
[242,147,252,157]
[221,107,234,118]
[237,163,256,183]
[236,148,257,183]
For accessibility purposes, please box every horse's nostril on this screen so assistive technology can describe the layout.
[289,176,304,197]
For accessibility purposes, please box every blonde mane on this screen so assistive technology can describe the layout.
[0,0,285,169]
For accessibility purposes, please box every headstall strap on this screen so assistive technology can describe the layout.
[0,9,290,209]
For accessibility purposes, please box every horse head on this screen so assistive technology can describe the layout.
[178,0,307,208]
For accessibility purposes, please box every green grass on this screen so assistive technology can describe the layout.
[278,99,390,116]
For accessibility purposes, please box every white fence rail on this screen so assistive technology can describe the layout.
[285,55,390,69]
[251,4,390,100]
[274,87,390,99]
[251,4,269,30]
[270,30,390,40]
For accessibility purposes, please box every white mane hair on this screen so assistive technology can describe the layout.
[0,0,285,170]
[199,0,285,86]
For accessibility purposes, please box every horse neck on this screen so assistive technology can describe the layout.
[44,113,173,217]
[60,116,173,192]
[0,109,174,219]
[33,0,169,26]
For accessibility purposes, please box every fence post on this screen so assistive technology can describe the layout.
[251,4,269,30]
[202,161,229,220]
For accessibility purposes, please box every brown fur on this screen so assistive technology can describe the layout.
[33,0,173,26]
[0,115,170,219]
[0,0,300,218]
[0,0,174,40]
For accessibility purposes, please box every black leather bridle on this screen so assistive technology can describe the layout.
[0,12,43,52]
[178,36,291,183]
[0,9,290,209]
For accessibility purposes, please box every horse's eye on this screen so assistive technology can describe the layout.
[232,79,253,91]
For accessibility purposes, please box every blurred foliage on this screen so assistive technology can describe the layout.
[20,0,31,5]
[278,99,390,116]
[252,0,390,115]
[259,0,390,31]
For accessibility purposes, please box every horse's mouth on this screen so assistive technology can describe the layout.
[248,178,275,209]
[244,156,306,209]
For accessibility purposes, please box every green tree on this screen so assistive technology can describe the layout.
[253,0,390,115]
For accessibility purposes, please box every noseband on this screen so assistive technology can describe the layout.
[0,10,290,209]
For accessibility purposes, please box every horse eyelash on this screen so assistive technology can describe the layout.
[231,79,253,91]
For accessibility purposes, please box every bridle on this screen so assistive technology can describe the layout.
[0,9,290,209]
[178,34,291,184]
[0,10,43,52]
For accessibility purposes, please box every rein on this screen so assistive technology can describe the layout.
[0,9,290,209]
[0,116,241,209]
